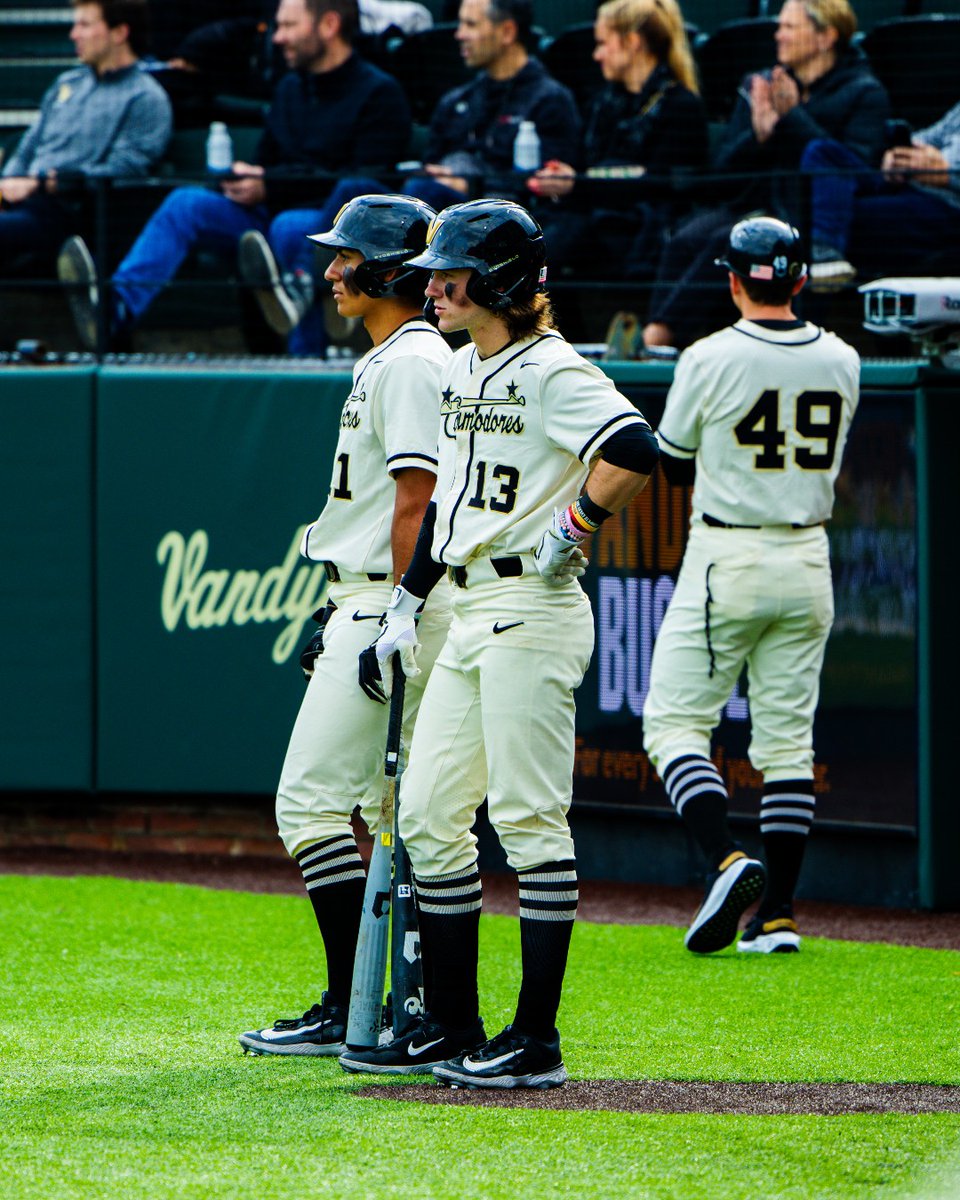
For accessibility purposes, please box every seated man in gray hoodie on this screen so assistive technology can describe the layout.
[0,0,171,274]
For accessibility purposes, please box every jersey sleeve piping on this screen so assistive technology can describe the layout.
[579,411,647,463]
[387,450,439,472]
[658,431,697,458]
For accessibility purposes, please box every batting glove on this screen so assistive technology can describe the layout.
[358,585,423,703]
[535,509,589,586]
[299,601,336,682]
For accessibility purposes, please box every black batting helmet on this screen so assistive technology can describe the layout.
[715,216,807,283]
[406,199,547,312]
[307,194,436,299]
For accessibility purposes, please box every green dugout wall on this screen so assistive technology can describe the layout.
[0,360,955,909]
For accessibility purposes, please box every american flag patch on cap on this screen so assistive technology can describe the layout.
[749,264,774,279]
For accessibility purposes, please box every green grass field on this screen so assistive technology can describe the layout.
[2,874,958,1200]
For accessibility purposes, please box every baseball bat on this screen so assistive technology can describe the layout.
[390,803,423,1039]
[345,662,406,1050]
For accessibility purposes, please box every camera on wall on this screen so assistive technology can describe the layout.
[860,278,960,366]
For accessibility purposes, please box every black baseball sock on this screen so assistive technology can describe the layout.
[413,863,482,1031]
[758,780,815,915]
[662,754,737,868]
[513,860,579,1041]
[295,835,366,1008]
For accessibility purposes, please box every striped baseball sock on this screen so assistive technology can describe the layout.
[662,754,737,868]
[513,860,579,1041]
[758,780,815,915]
[413,863,483,1031]
[295,835,366,1007]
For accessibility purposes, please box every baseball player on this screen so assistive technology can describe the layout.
[643,216,860,955]
[338,199,660,1088]
[239,194,453,1056]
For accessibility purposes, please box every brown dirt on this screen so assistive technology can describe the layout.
[356,1079,960,1114]
[3,845,958,949]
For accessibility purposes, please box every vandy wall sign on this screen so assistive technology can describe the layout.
[157,527,328,665]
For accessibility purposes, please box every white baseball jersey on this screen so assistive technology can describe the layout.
[301,318,448,573]
[431,330,648,564]
[658,319,860,527]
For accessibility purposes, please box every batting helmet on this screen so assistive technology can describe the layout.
[307,194,436,299]
[715,216,807,283]
[405,199,547,312]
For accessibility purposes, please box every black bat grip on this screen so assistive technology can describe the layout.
[384,654,406,780]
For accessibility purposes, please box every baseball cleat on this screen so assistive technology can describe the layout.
[738,908,801,954]
[338,1015,485,1076]
[433,1024,567,1090]
[239,992,347,1056]
[238,230,312,335]
[685,851,766,954]
[57,235,99,351]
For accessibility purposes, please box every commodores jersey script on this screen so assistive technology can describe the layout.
[302,319,449,574]
[658,320,860,527]
[432,330,648,564]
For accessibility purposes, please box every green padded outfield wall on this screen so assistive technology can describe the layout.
[0,367,96,789]
[95,366,336,793]
[3,360,948,904]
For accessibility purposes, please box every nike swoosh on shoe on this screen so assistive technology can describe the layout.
[407,1037,445,1057]
[260,1020,327,1041]
[461,1050,520,1071]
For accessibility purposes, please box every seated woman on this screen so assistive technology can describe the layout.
[643,0,888,353]
[529,0,707,289]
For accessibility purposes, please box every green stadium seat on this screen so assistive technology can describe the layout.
[539,23,603,117]
[382,24,470,127]
[695,18,777,122]
[0,11,72,56]
[862,14,960,129]
[0,56,73,106]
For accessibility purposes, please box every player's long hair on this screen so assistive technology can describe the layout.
[596,0,699,94]
[502,292,557,342]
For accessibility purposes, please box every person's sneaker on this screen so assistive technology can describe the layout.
[238,992,347,1056]
[602,310,643,360]
[57,235,99,350]
[433,1023,567,1090]
[809,243,856,292]
[685,851,766,954]
[239,229,313,335]
[738,908,801,954]
[338,1015,485,1076]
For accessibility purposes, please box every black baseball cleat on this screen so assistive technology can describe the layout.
[238,992,347,1056]
[338,1015,485,1076]
[433,1024,567,1090]
[738,907,801,954]
[685,851,766,954]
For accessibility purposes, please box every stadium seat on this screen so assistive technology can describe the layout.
[0,10,72,57]
[861,15,960,129]
[695,18,777,122]
[539,23,603,117]
[532,0,596,38]
[682,1,755,36]
[382,24,471,127]
[850,1,910,33]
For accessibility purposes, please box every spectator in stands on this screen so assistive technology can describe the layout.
[0,0,171,277]
[59,0,411,354]
[241,0,580,347]
[805,103,960,287]
[641,0,888,355]
[527,0,708,289]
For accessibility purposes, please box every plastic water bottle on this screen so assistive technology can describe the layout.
[513,120,541,173]
[206,121,233,174]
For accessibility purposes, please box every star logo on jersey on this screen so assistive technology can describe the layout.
[505,380,524,404]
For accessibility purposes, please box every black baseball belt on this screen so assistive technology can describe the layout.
[702,514,824,531]
[322,561,388,583]
[449,555,525,588]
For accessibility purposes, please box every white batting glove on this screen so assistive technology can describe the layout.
[535,510,589,585]
[375,585,423,697]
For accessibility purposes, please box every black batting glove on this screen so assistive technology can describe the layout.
[299,601,336,682]
[358,640,387,704]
